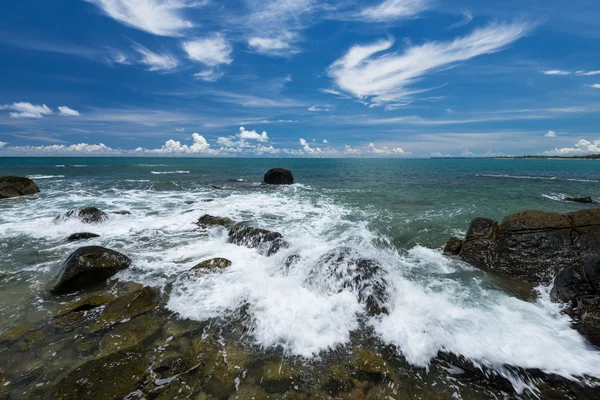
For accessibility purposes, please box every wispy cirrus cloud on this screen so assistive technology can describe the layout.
[449,10,473,29]
[133,43,179,71]
[542,70,571,75]
[356,0,431,22]
[58,106,81,116]
[85,0,204,37]
[327,21,529,106]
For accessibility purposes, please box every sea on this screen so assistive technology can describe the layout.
[1,157,600,397]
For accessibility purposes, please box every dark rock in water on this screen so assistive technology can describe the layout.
[351,348,390,382]
[111,210,131,215]
[51,344,147,400]
[197,214,234,228]
[184,200,195,204]
[227,224,288,256]
[565,196,595,204]
[56,207,109,224]
[67,232,100,242]
[191,257,232,270]
[259,360,301,393]
[443,237,462,255]
[0,176,40,199]
[96,287,158,328]
[455,209,600,284]
[209,185,223,190]
[202,199,215,202]
[308,247,389,315]
[550,266,593,303]
[263,168,294,185]
[584,258,600,293]
[576,295,600,347]
[51,246,131,294]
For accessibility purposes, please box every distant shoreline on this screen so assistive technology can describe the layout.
[431,155,600,160]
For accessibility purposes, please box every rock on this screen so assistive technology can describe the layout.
[576,296,600,347]
[263,168,294,185]
[51,246,132,294]
[51,344,147,400]
[0,176,40,199]
[455,209,600,284]
[584,258,600,293]
[307,247,388,316]
[0,323,32,343]
[0,372,9,398]
[209,185,223,190]
[202,199,215,203]
[184,200,195,204]
[351,348,389,382]
[259,360,301,393]
[67,232,100,242]
[191,257,232,271]
[550,266,593,303]
[443,237,462,255]
[56,207,109,224]
[97,287,159,327]
[227,225,288,256]
[100,314,162,355]
[565,196,595,204]
[55,294,116,318]
[197,214,234,228]
[111,210,131,215]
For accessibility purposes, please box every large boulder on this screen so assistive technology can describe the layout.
[56,207,109,224]
[227,225,288,256]
[197,214,234,228]
[0,176,40,199]
[263,168,294,185]
[51,246,132,294]
[455,209,600,284]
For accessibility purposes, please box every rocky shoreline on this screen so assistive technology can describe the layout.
[1,170,600,399]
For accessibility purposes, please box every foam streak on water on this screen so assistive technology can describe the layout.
[2,177,600,392]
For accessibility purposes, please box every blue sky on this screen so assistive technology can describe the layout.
[1,0,600,157]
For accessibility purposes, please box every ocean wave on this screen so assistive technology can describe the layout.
[150,170,190,175]
[477,174,600,183]
[55,164,86,167]
[28,175,65,179]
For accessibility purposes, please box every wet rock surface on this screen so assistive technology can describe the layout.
[197,214,234,228]
[443,237,462,255]
[66,232,100,242]
[51,246,132,294]
[264,168,294,185]
[450,209,600,284]
[0,176,40,199]
[191,257,232,271]
[565,196,596,204]
[228,224,289,256]
[55,207,109,224]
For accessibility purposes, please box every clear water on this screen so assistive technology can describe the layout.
[1,157,600,392]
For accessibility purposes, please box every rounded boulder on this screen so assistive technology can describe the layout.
[0,176,40,199]
[263,168,294,185]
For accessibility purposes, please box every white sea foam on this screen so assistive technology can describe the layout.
[2,183,600,391]
[478,174,600,183]
[28,175,65,179]
[150,170,190,175]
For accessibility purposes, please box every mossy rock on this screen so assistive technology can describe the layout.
[16,329,47,351]
[99,314,162,355]
[351,349,389,382]
[229,385,269,400]
[55,294,116,317]
[51,344,147,400]
[0,323,33,343]
[93,287,159,330]
[0,372,9,398]
[197,214,234,228]
[259,360,302,394]
[323,363,353,394]
[191,258,232,271]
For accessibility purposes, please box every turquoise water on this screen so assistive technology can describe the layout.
[1,157,600,395]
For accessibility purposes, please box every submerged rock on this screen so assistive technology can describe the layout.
[191,257,232,271]
[263,168,294,185]
[197,214,234,228]
[443,237,462,255]
[97,287,159,327]
[259,360,302,393]
[308,247,389,316]
[56,207,109,224]
[67,232,100,242]
[0,176,40,199]
[454,209,600,284]
[111,210,131,215]
[351,348,390,382]
[227,224,288,256]
[565,196,595,204]
[51,246,132,294]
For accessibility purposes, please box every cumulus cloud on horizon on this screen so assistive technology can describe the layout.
[543,138,600,156]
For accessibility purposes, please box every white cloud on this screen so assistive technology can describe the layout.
[344,144,361,155]
[147,133,212,154]
[194,69,225,82]
[588,84,600,89]
[58,106,80,117]
[368,142,410,156]
[248,36,297,57]
[4,143,113,153]
[357,0,431,22]
[308,105,333,112]
[85,0,200,37]
[449,10,473,29]
[182,35,233,67]
[0,102,53,118]
[542,70,571,75]
[238,126,269,142]
[576,70,600,76]
[323,139,328,144]
[0,142,6,149]
[543,138,600,156]
[328,22,528,106]
[134,44,178,71]
[544,130,557,137]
